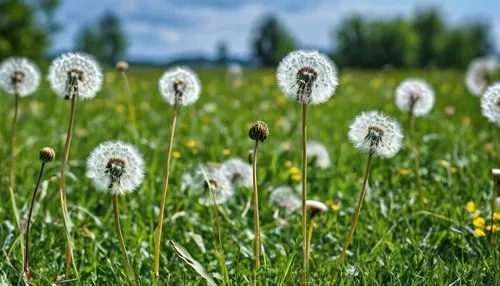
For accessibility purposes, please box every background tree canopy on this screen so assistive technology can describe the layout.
[252,15,296,67]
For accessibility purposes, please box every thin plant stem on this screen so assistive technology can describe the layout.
[490,173,499,247]
[120,72,137,128]
[306,218,314,260]
[8,91,24,260]
[113,194,137,284]
[209,183,230,285]
[409,113,424,207]
[329,154,373,286]
[154,104,178,276]
[301,103,308,285]
[23,162,46,281]
[252,140,261,270]
[59,93,78,279]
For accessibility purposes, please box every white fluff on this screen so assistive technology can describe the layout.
[481,83,500,126]
[159,66,201,106]
[395,78,435,117]
[220,158,252,188]
[0,57,40,97]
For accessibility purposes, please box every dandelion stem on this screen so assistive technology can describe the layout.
[330,154,373,286]
[251,140,261,270]
[409,112,424,207]
[154,104,178,276]
[490,171,499,247]
[23,162,46,281]
[113,194,136,284]
[301,103,308,285]
[306,218,314,260]
[209,182,230,285]
[120,72,137,128]
[59,93,78,279]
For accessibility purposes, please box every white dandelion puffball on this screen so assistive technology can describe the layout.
[276,50,338,105]
[306,141,332,169]
[159,66,201,106]
[87,141,145,195]
[220,158,252,188]
[0,57,41,96]
[182,165,233,206]
[348,111,403,158]
[481,83,500,126]
[48,52,103,100]
[305,200,328,212]
[395,78,435,116]
[269,186,301,215]
[465,57,500,96]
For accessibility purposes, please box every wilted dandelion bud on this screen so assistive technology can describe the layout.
[48,52,103,100]
[0,57,41,96]
[277,50,338,104]
[480,83,500,126]
[465,57,500,96]
[348,111,403,157]
[249,120,269,142]
[39,147,55,163]
[395,78,435,116]
[220,158,252,188]
[305,200,328,218]
[159,66,201,106]
[116,60,129,72]
[86,141,145,195]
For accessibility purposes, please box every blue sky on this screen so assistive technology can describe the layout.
[52,0,500,60]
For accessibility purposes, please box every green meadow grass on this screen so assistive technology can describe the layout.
[0,67,498,285]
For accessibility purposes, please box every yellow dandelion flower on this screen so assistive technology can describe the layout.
[474,228,486,237]
[289,166,301,175]
[494,225,500,232]
[439,160,450,168]
[451,167,457,174]
[291,173,302,182]
[325,200,340,211]
[473,216,485,228]
[223,149,231,156]
[172,151,181,159]
[186,139,200,149]
[493,212,500,220]
[466,201,476,213]
[399,168,411,176]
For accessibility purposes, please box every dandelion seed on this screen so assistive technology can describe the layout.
[0,57,40,96]
[465,57,500,96]
[220,158,252,188]
[159,66,201,106]
[48,52,103,100]
[269,186,301,215]
[480,83,500,126]
[276,50,338,105]
[395,78,435,116]
[182,165,234,206]
[306,141,332,169]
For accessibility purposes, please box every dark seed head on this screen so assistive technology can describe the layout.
[105,158,126,183]
[249,120,269,142]
[39,147,55,163]
[11,71,25,86]
[116,60,129,72]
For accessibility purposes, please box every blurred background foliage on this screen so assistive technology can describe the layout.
[0,0,495,68]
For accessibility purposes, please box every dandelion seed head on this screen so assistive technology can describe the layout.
[306,141,331,169]
[48,52,103,100]
[269,186,301,215]
[395,78,435,116]
[249,120,269,142]
[481,83,500,126]
[87,141,145,195]
[0,57,40,96]
[220,158,252,188]
[159,66,201,106]
[348,111,403,157]
[181,165,233,206]
[116,60,129,72]
[465,57,500,96]
[276,50,338,105]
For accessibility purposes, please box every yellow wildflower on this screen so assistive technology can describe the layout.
[172,151,181,159]
[439,160,450,168]
[222,149,231,156]
[291,173,302,182]
[186,139,200,149]
[466,201,476,213]
[399,168,411,176]
[325,200,340,211]
[289,166,301,175]
[474,228,486,237]
[473,216,485,228]
[494,212,500,220]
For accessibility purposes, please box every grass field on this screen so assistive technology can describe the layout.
[0,67,499,285]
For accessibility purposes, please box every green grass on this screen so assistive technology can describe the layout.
[0,67,499,285]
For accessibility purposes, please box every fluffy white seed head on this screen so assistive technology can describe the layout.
[276,50,338,105]
[348,111,403,158]
[305,200,328,212]
[465,57,500,96]
[395,78,435,116]
[87,141,145,195]
[306,141,332,169]
[481,83,500,126]
[181,165,233,206]
[159,66,201,106]
[220,158,252,188]
[48,52,103,100]
[0,57,41,97]
[269,186,301,215]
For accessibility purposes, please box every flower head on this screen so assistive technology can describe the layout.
[480,83,500,126]
[39,147,55,163]
[276,50,338,105]
[348,111,403,157]
[395,78,435,116]
[465,57,500,96]
[220,158,252,188]
[306,141,331,169]
[116,60,129,72]
[159,66,201,106]
[181,165,233,205]
[249,120,269,142]
[48,52,103,100]
[0,57,41,96]
[306,200,328,218]
[269,186,301,215]
[87,141,145,195]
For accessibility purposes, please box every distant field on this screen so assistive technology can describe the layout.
[0,67,498,284]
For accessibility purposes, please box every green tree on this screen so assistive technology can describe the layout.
[0,0,60,60]
[413,8,445,67]
[216,41,229,65]
[252,15,296,67]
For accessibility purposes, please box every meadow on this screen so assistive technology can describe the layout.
[0,66,498,285]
